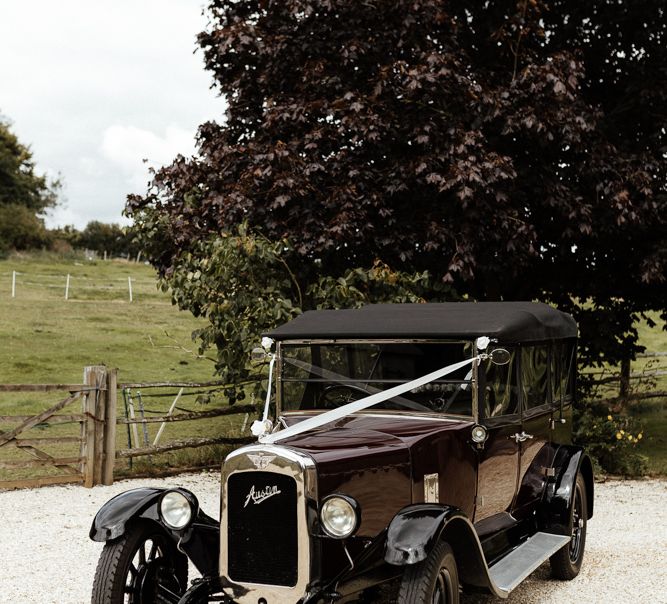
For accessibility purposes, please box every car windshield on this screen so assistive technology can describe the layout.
[280,341,475,416]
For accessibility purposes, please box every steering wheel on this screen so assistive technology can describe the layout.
[317,384,369,408]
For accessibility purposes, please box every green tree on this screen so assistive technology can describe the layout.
[0,119,58,213]
[0,204,48,255]
[76,221,138,257]
[0,118,59,252]
[128,0,666,378]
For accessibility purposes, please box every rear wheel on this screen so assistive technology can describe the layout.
[398,540,460,604]
[91,521,188,603]
[550,472,587,580]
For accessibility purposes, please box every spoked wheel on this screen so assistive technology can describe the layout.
[92,521,188,604]
[550,472,588,580]
[398,540,460,604]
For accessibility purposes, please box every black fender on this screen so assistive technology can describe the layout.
[90,487,166,541]
[384,504,502,596]
[90,487,220,577]
[540,445,594,534]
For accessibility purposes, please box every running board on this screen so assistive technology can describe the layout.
[488,532,570,597]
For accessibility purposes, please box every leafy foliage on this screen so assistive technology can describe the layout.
[75,221,139,256]
[158,223,452,384]
[0,118,59,253]
[128,0,666,376]
[574,404,648,476]
[0,119,58,213]
[0,204,49,256]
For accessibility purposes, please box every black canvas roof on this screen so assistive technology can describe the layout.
[265,302,577,343]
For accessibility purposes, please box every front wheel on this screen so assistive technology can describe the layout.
[91,521,188,603]
[550,472,587,580]
[398,540,460,604]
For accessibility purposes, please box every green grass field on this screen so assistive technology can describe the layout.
[0,252,665,482]
[0,253,253,484]
[0,253,215,384]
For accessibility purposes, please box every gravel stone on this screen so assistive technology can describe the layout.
[0,474,664,603]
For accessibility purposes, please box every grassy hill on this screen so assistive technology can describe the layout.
[0,253,215,384]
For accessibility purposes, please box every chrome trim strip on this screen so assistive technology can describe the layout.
[472,340,479,423]
[278,338,471,345]
[220,444,316,604]
[280,410,472,422]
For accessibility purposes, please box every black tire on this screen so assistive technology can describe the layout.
[550,472,587,580]
[91,521,188,604]
[398,540,460,604]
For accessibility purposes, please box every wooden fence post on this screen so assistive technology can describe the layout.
[102,369,118,485]
[81,365,107,488]
[619,358,631,400]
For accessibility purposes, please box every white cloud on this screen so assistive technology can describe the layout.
[101,124,197,189]
[0,0,224,229]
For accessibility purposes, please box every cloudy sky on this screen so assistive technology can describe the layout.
[0,0,224,228]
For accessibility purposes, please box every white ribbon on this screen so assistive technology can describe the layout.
[250,353,277,437]
[260,355,481,444]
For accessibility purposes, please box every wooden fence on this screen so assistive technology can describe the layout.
[586,352,667,408]
[115,380,255,467]
[1,353,663,490]
[0,369,258,490]
[0,366,116,490]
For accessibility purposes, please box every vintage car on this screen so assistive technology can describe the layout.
[90,302,593,604]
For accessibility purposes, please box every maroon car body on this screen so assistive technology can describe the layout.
[90,302,594,604]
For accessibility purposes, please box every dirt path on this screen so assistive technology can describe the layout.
[0,475,664,603]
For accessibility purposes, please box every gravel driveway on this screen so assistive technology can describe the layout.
[0,474,664,603]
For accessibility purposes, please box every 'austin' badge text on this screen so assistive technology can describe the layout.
[244,485,281,508]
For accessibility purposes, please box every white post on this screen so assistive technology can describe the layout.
[103,250,107,261]
[127,399,140,448]
[11,270,16,298]
[153,387,183,446]
[65,274,70,300]
[128,276,133,302]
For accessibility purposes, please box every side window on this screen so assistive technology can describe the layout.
[521,345,549,410]
[483,350,519,418]
[563,341,576,401]
[551,342,565,404]
[551,341,576,405]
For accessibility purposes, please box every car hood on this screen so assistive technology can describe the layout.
[278,413,474,536]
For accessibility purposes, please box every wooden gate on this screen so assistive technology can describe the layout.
[0,366,117,490]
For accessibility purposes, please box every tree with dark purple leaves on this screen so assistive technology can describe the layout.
[127,0,666,382]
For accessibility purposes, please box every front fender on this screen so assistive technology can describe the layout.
[384,504,465,566]
[90,487,220,577]
[384,504,504,597]
[90,487,166,541]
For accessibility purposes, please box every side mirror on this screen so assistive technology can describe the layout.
[489,348,511,365]
[251,347,270,363]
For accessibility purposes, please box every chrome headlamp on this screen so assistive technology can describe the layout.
[159,490,195,530]
[320,494,360,539]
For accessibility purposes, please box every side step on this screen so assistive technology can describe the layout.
[488,532,570,597]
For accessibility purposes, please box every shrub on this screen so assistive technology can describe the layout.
[574,402,648,476]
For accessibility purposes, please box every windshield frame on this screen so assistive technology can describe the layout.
[275,338,480,422]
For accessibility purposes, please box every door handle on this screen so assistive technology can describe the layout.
[511,431,534,443]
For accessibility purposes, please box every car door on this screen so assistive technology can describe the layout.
[474,351,521,537]
[512,344,555,520]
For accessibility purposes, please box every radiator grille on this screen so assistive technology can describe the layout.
[227,471,298,586]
